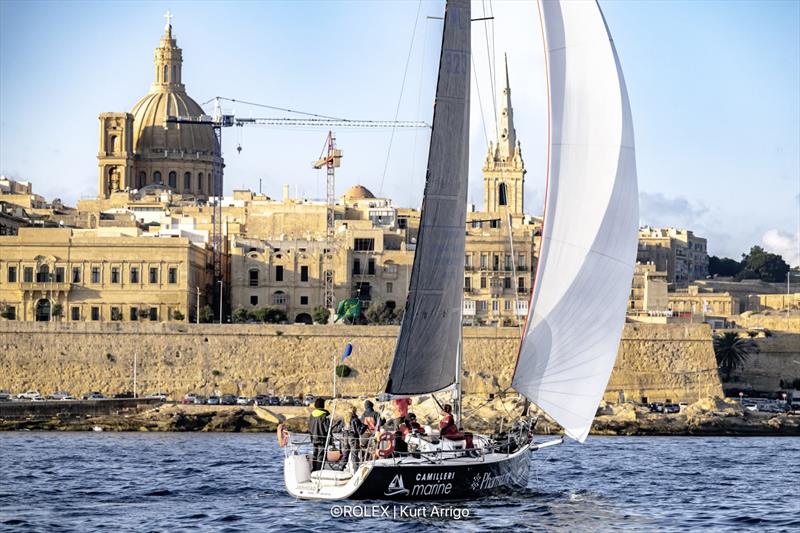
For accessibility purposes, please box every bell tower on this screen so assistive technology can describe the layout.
[97,112,134,197]
[152,10,185,93]
[483,54,525,214]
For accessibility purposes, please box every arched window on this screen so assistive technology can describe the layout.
[36,264,50,283]
[184,172,191,190]
[273,291,287,305]
[498,183,508,206]
[109,135,118,154]
[163,64,168,83]
[198,172,204,192]
[35,299,51,322]
[168,171,177,188]
[208,174,213,195]
[138,171,146,188]
[172,65,177,83]
[154,171,162,183]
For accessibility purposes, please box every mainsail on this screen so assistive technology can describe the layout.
[385,0,471,396]
[512,0,639,442]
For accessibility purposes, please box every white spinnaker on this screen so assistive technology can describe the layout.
[512,0,639,443]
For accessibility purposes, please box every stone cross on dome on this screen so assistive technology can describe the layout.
[164,10,173,30]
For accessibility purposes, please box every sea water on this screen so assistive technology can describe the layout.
[0,433,797,532]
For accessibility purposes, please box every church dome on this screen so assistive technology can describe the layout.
[130,91,218,156]
[130,21,219,159]
[342,185,375,201]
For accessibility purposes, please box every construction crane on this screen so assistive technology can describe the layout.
[165,97,429,318]
[313,132,342,309]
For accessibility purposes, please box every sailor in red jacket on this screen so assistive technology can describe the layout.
[439,404,459,437]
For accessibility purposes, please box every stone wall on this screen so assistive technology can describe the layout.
[0,322,722,403]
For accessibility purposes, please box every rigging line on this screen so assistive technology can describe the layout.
[471,54,490,148]
[481,0,499,139]
[201,97,347,121]
[503,199,524,337]
[378,0,423,198]
[410,10,430,208]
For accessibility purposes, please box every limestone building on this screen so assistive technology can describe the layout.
[97,17,222,200]
[637,226,708,286]
[628,262,669,314]
[0,228,211,322]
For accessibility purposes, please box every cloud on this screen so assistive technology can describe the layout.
[762,229,800,267]
[638,191,707,228]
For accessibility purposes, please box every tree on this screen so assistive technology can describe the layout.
[312,306,330,324]
[713,331,758,382]
[52,303,63,319]
[232,307,250,323]
[172,309,185,321]
[199,304,214,323]
[708,256,742,278]
[365,302,394,325]
[251,306,286,324]
[737,246,790,283]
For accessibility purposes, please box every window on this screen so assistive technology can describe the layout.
[398,217,408,229]
[498,183,508,206]
[354,238,375,251]
[72,267,81,283]
[7,266,16,283]
[492,300,499,312]
[168,267,177,284]
[149,307,158,321]
[492,255,500,271]
[184,172,191,190]
[91,267,101,284]
[472,220,482,229]
[36,265,50,282]
[163,64,168,82]
[130,267,139,284]
[384,262,398,274]
[465,254,472,268]
[198,172,204,191]
[149,267,158,284]
[71,306,80,321]
[352,259,361,275]
[138,171,146,188]
[168,171,177,188]
[5,306,15,320]
[300,265,309,282]
[490,219,500,229]
[130,307,138,321]
[273,291,287,305]
[111,307,122,321]
[505,300,512,311]
[249,269,259,287]
[504,277,511,289]
[250,295,258,306]
[518,277,525,290]
[480,277,487,289]
[154,171,162,183]
[55,267,65,283]
[518,254,526,269]
[275,265,284,282]
[505,254,512,271]
[464,277,471,290]
[91,307,100,321]
[111,267,120,284]
[300,296,309,305]
[354,282,371,301]
[23,267,33,283]
[480,254,487,269]
[478,301,487,312]
[367,259,375,275]
[386,282,393,293]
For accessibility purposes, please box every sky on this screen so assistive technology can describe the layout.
[1,0,798,265]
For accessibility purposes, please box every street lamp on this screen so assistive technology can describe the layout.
[218,280,223,324]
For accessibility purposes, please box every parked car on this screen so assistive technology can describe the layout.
[0,390,12,401]
[253,395,269,406]
[648,402,664,413]
[236,396,250,405]
[48,391,73,401]
[84,392,106,400]
[302,395,316,406]
[663,403,680,414]
[113,392,134,399]
[280,396,297,406]
[207,395,220,405]
[17,390,42,401]
[221,394,237,405]
[146,392,168,401]
[268,396,281,406]
[182,393,197,405]
[193,395,207,405]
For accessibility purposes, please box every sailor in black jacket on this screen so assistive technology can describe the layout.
[309,398,330,471]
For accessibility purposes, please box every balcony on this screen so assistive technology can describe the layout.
[517,287,528,294]
[20,282,72,292]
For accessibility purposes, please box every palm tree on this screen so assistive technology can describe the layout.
[713,332,759,382]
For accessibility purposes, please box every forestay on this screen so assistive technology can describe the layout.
[385,0,471,396]
[512,0,639,442]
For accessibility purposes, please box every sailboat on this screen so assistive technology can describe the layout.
[283,0,638,500]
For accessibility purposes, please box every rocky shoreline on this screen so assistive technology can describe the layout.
[1,396,798,436]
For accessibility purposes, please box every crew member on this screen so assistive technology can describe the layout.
[439,404,459,437]
[407,412,425,434]
[341,406,367,465]
[309,397,330,471]
[392,397,412,427]
[362,399,380,431]
[393,430,408,456]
